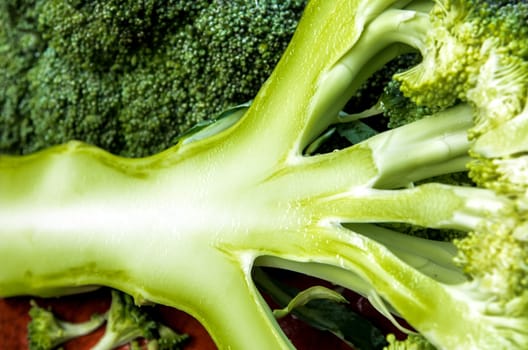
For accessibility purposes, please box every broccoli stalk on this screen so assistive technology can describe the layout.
[1,0,527,349]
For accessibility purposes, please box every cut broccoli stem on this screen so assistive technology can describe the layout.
[2,0,528,349]
[0,129,519,349]
[255,219,466,292]
[258,105,474,209]
[310,184,506,232]
[246,224,524,349]
[344,223,466,284]
[0,143,294,349]
[365,104,473,188]
[229,2,428,164]
[308,10,428,128]
[0,123,486,349]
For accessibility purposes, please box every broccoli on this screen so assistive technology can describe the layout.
[1,0,528,349]
[384,333,436,350]
[0,0,307,157]
[28,290,188,350]
[91,290,188,350]
[28,300,106,350]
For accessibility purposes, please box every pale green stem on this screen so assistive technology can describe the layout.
[404,0,435,12]
[364,104,474,188]
[0,142,293,350]
[263,103,474,207]
[344,223,465,284]
[229,1,426,166]
[255,217,467,296]
[232,224,492,349]
[311,183,507,231]
[306,10,428,143]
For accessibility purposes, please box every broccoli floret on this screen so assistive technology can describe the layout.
[0,1,44,154]
[92,290,188,350]
[27,300,106,350]
[36,1,208,71]
[384,333,436,350]
[25,48,122,155]
[1,0,528,349]
[153,323,190,350]
[92,290,158,350]
[117,0,307,157]
[195,1,307,105]
[395,0,528,110]
[0,0,307,157]
[378,79,440,129]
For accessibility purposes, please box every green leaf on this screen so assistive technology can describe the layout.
[337,120,378,145]
[272,285,347,319]
[254,268,388,350]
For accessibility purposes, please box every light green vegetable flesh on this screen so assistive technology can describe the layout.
[1,0,528,349]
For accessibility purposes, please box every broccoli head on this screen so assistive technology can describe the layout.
[0,0,307,157]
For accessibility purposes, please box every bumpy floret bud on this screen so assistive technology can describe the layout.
[455,218,528,316]
[394,1,481,109]
[395,0,528,112]
[467,54,528,139]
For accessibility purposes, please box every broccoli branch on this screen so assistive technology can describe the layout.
[230,2,428,165]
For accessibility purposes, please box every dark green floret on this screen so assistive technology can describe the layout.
[28,300,106,350]
[0,0,307,157]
